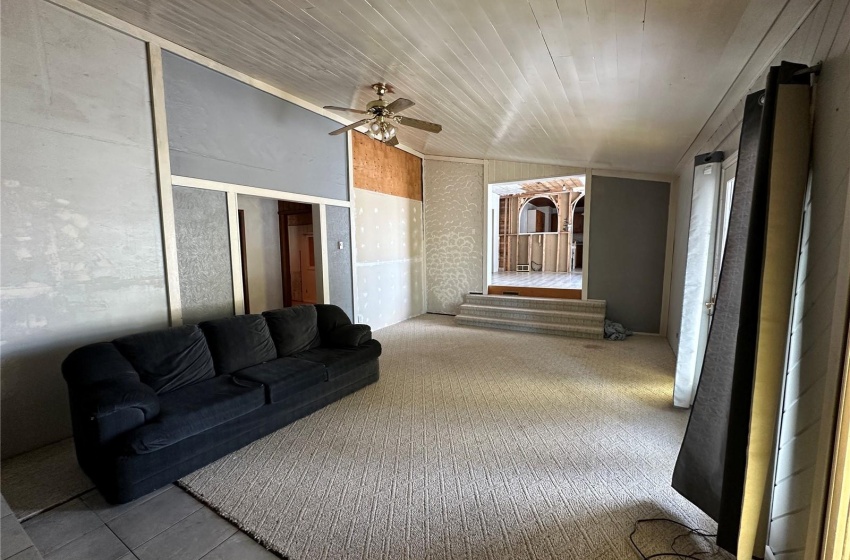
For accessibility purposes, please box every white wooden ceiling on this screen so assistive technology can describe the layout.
[492,176,585,196]
[74,0,816,174]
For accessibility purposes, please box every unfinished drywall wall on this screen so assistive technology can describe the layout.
[325,205,355,320]
[423,160,484,314]
[0,0,167,458]
[237,195,283,314]
[162,51,349,201]
[353,189,425,330]
[351,136,425,330]
[173,187,234,324]
[588,176,670,333]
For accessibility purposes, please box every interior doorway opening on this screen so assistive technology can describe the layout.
[236,195,317,313]
[487,174,586,297]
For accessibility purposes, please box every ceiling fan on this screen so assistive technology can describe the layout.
[324,83,442,146]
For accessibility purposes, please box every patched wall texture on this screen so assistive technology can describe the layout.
[423,160,484,314]
[173,187,234,324]
[0,0,167,457]
[353,189,425,330]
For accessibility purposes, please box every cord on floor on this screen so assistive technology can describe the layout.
[629,518,719,560]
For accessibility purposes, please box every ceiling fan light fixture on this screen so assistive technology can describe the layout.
[367,118,397,143]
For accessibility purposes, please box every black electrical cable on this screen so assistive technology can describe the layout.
[629,518,719,560]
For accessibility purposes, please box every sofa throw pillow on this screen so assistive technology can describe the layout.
[113,325,215,394]
[262,306,321,357]
[199,314,277,375]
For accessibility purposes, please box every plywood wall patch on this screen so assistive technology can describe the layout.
[352,132,423,200]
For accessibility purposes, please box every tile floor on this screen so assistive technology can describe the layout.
[4,486,279,560]
[491,270,583,289]
[2,496,41,560]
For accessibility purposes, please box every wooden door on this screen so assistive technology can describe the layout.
[299,234,316,303]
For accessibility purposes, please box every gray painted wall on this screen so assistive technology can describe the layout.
[588,176,670,333]
[325,205,355,320]
[173,187,234,325]
[0,0,168,458]
[162,52,349,201]
[237,195,284,314]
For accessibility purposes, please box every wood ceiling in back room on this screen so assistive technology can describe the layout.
[71,0,817,174]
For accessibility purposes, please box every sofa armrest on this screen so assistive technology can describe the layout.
[63,343,160,447]
[326,324,372,348]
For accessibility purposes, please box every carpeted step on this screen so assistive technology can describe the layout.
[457,294,606,339]
[457,303,603,327]
[462,293,606,314]
[455,314,604,339]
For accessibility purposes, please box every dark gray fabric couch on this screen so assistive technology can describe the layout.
[62,304,380,504]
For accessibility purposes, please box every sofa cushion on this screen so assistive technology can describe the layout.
[262,306,320,357]
[199,315,277,375]
[123,376,265,454]
[233,358,327,403]
[292,339,382,379]
[113,326,215,394]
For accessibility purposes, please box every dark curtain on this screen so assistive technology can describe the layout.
[671,62,811,554]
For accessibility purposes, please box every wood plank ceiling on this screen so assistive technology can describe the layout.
[73,0,817,174]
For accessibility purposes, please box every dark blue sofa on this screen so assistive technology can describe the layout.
[62,304,380,503]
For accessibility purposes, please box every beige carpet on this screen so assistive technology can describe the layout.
[180,314,731,560]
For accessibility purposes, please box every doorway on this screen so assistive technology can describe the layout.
[236,195,317,313]
[487,174,586,298]
[277,200,315,307]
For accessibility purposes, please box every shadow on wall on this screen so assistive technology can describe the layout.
[0,311,167,460]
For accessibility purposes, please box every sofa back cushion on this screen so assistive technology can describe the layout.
[200,314,277,375]
[113,326,215,394]
[262,306,320,357]
[315,304,352,339]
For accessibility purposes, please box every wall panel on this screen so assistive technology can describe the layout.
[588,176,670,333]
[423,160,484,314]
[0,0,167,457]
[352,133,422,200]
[353,189,424,330]
[173,186,234,324]
[325,205,354,320]
[162,51,349,201]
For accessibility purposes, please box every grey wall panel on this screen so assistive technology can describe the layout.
[162,52,349,201]
[325,205,354,320]
[0,0,167,457]
[588,176,670,333]
[173,187,234,324]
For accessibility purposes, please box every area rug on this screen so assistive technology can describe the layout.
[180,314,732,559]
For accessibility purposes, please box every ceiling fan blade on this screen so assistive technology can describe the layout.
[385,98,415,114]
[387,136,399,146]
[324,105,368,115]
[397,116,442,133]
[328,118,371,136]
